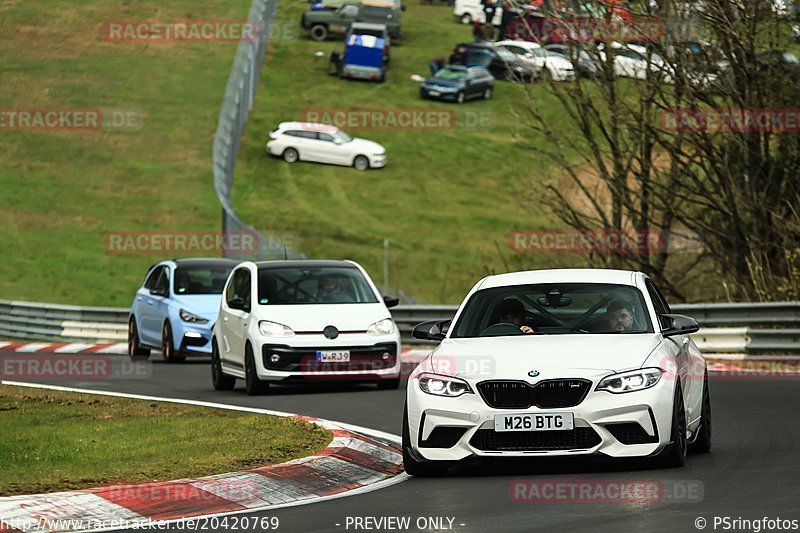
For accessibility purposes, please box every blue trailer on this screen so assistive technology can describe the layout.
[340,33,387,82]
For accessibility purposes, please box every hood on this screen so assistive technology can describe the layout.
[255,303,390,331]
[424,77,463,88]
[171,294,223,321]
[426,334,662,380]
[350,138,385,154]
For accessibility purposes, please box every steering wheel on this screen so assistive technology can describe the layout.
[479,322,525,337]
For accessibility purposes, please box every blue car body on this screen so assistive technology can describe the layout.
[129,258,239,360]
[341,33,387,81]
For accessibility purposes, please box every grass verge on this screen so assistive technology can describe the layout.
[0,384,332,496]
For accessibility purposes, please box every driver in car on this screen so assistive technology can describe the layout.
[317,274,349,303]
[606,300,635,332]
[497,299,536,334]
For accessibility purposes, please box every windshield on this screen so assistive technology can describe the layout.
[495,47,516,61]
[336,131,352,142]
[257,267,379,305]
[434,68,467,80]
[174,265,235,295]
[451,283,653,337]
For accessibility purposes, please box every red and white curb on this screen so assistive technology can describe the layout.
[0,382,406,533]
[0,342,127,355]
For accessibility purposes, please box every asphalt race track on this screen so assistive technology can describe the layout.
[3,351,799,533]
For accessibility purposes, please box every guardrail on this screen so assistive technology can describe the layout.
[0,300,127,343]
[2,300,799,354]
[391,303,800,354]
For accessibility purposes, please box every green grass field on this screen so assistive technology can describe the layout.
[0,0,592,308]
[0,384,331,496]
[0,0,251,306]
[234,2,577,303]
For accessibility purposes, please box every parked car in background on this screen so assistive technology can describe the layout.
[495,40,575,80]
[453,0,503,25]
[301,1,402,41]
[128,258,240,363]
[211,260,402,394]
[600,42,674,83]
[449,42,535,81]
[420,65,494,103]
[266,122,386,170]
[544,43,601,78]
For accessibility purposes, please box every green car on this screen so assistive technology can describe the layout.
[301,1,402,41]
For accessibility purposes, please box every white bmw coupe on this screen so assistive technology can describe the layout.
[403,269,711,476]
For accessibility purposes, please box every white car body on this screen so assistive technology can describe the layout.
[212,260,401,393]
[599,42,675,83]
[266,122,386,170]
[403,269,710,474]
[495,40,575,80]
[453,0,502,25]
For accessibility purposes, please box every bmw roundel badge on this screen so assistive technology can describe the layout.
[528,370,540,378]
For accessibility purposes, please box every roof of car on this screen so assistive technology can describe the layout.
[172,258,241,267]
[254,259,359,270]
[276,121,339,133]
[478,269,640,290]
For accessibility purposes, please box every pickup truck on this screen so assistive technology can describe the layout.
[301,2,402,41]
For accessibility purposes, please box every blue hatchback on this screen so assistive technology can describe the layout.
[128,258,239,362]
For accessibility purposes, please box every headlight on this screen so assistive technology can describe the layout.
[596,368,662,394]
[417,373,473,397]
[179,309,209,324]
[258,320,295,337]
[367,318,395,335]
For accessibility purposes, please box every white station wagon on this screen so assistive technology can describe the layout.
[266,122,387,170]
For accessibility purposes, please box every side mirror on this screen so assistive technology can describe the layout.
[333,137,343,145]
[383,295,400,308]
[660,314,700,337]
[150,287,167,297]
[401,4,407,11]
[412,319,451,342]
[228,297,244,311]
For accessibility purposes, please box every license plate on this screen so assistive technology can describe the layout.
[316,350,350,362]
[494,412,574,432]
[428,90,440,96]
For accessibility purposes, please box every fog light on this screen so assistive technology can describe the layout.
[270,354,280,364]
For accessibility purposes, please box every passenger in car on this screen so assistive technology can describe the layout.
[496,298,536,334]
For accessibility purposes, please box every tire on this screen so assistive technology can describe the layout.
[127,318,150,360]
[689,373,712,454]
[310,24,328,41]
[460,13,472,24]
[353,155,370,171]
[211,340,236,391]
[162,321,185,363]
[483,87,493,99]
[377,378,400,390]
[245,344,269,396]
[656,383,688,468]
[456,91,465,104]
[283,147,299,163]
[402,405,452,476]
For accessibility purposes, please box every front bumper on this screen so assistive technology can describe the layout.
[254,333,401,382]
[406,373,675,461]
[174,323,213,355]
[420,87,460,101]
[369,154,387,168]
